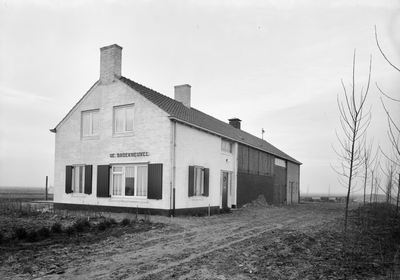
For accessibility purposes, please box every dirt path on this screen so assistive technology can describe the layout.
[32,202,346,280]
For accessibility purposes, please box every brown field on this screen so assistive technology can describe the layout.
[1,200,399,279]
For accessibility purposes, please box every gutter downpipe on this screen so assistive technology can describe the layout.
[234,142,238,208]
[170,120,177,217]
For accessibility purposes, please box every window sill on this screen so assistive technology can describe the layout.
[110,197,149,203]
[113,132,134,138]
[190,196,205,200]
[81,135,100,140]
[71,193,86,197]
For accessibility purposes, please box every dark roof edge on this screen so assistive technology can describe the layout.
[169,116,302,165]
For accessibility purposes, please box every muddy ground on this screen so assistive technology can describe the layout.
[0,202,398,279]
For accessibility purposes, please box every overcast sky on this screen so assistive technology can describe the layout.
[0,0,399,195]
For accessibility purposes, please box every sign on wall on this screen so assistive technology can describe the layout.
[110,152,150,158]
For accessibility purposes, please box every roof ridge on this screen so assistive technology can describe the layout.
[119,76,176,103]
[119,76,301,165]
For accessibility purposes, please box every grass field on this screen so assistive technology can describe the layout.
[0,187,53,202]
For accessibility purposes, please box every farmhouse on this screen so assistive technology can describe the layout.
[50,44,301,216]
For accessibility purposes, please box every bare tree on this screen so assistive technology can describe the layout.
[375,26,400,86]
[369,156,381,204]
[375,26,400,211]
[362,139,377,205]
[375,26,400,163]
[381,157,397,204]
[332,49,372,232]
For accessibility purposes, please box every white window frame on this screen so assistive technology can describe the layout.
[111,164,148,198]
[194,166,205,196]
[221,139,232,153]
[82,110,99,138]
[113,104,134,135]
[73,165,85,194]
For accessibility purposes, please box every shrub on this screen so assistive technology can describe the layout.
[73,219,90,232]
[121,218,130,226]
[98,221,107,231]
[108,218,117,225]
[65,226,75,236]
[104,219,111,228]
[26,230,38,242]
[51,222,62,234]
[219,208,231,214]
[0,232,3,243]
[14,227,27,240]
[37,227,51,238]
[73,222,84,232]
[83,219,91,227]
[197,211,207,217]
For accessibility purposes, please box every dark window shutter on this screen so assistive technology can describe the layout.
[203,168,209,197]
[188,166,194,197]
[147,163,163,199]
[97,165,110,197]
[65,166,73,194]
[84,165,93,195]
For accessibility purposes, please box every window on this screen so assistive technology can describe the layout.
[275,158,286,168]
[114,105,134,134]
[194,166,204,196]
[221,140,232,153]
[97,164,163,199]
[82,110,99,137]
[111,164,148,197]
[188,166,209,197]
[65,165,92,194]
[73,165,85,193]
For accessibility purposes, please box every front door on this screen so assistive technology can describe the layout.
[274,166,287,204]
[222,172,229,209]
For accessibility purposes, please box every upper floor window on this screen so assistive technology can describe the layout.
[275,158,286,168]
[82,110,99,137]
[221,140,232,153]
[114,105,134,134]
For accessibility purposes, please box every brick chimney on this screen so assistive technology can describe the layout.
[100,44,122,84]
[174,84,191,108]
[228,118,241,129]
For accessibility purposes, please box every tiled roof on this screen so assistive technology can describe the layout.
[120,76,301,165]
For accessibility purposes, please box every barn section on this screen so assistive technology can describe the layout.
[236,143,300,207]
[287,161,300,204]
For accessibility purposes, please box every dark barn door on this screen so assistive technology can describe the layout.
[274,166,287,204]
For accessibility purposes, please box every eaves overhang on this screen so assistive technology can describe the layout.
[168,116,302,165]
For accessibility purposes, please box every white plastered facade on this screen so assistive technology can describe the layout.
[53,79,238,212]
[54,80,172,210]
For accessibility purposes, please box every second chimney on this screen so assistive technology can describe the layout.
[228,118,242,129]
[100,44,122,84]
[174,84,191,108]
